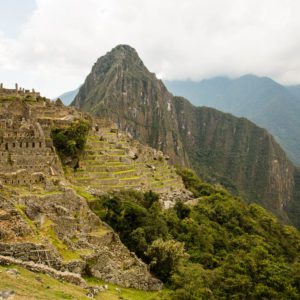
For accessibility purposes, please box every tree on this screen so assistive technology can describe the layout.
[174,201,191,219]
[146,239,188,282]
[52,120,90,166]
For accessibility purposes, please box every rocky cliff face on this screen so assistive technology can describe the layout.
[165,76,300,165]
[72,45,298,223]
[173,97,295,217]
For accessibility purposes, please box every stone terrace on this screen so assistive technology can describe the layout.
[69,124,184,193]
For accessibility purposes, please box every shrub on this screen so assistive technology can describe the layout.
[52,120,90,166]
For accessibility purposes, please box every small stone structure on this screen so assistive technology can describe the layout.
[0,83,40,100]
[0,255,86,287]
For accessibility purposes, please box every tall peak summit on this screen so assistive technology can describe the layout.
[92,44,146,74]
[110,44,139,55]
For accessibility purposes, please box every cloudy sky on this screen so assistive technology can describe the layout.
[1,0,300,97]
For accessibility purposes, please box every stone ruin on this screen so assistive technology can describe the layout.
[0,87,190,291]
[0,99,63,187]
[0,83,40,100]
[0,85,89,189]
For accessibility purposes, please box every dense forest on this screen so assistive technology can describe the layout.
[89,169,300,299]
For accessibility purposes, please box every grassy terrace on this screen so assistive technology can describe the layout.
[68,129,182,192]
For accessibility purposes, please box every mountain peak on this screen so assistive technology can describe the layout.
[107,44,140,61]
[111,44,137,54]
[93,44,145,71]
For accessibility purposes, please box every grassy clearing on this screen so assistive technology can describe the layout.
[0,264,89,300]
[86,277,170,300]
[0,265,169,300]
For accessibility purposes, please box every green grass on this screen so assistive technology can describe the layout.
[85,276,170,300]
[39,218,81,261]
[88,227,110,238]
[112,169,136,174]
[120,177,141,181]
[74,186,97,202]
[15,204,38,234]
[0,265,89,300]
[0,265,169,299]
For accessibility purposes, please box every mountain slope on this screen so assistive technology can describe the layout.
[173,97,295,214]
[72,45,298,225]
[55,87,79,105]
[287,84,300,100]
[165,76,300,165]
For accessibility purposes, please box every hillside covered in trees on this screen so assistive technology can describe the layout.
[89,169,300,299]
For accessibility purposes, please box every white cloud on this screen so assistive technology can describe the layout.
[1,0,300,97]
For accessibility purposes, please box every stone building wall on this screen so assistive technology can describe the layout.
[0,98,64,186]
[0,84,40,99]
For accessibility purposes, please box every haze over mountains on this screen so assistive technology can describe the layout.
[70,45,300,228]
[165,76,300,165]
[57,88,79,105]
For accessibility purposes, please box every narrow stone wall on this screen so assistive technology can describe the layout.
[0,255,86,287]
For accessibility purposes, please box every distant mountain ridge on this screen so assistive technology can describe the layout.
[165,75,300,165]
[55,87,79,105]
[71,45,300,227]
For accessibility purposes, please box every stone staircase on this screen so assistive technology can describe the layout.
[69,127,184,193]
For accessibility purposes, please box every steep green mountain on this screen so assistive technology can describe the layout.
[72,45,300,225]
[165,76,300,165]
[173,96,295,216]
